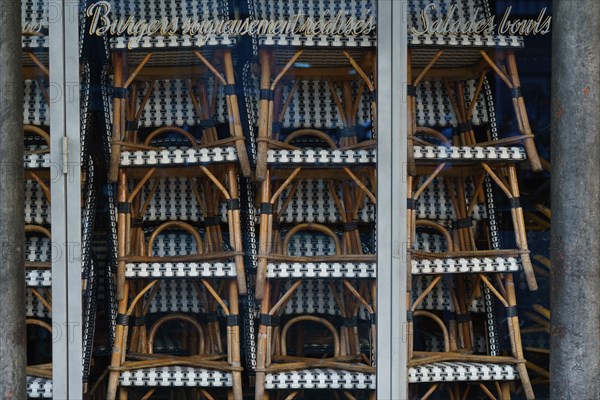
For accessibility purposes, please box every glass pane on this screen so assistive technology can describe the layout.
[405,0,552,398]
[79,0,379,399]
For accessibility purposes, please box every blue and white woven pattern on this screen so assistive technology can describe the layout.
[24,80,48,126]
[267,262,375,279]
[27,376,52,398]
[146,280,209,314]
[411,276,485,313]
[138,178,229,223]
[413,146,527,162]
[245,70,375,138]
[119,366,232,387]
[285,232,337,256]
[408,362,518,383]
[265,369,375,390]
[26,289,52,318]
[278,280,370,318]
[411,257,522,274]
[22,0,48,49]
[274,179,376,224]
[267,148,376,165]
[24,180,50,225]
[26,269,52,287]
[416,80,489,128]
[125,262,237,278]
[142,279,228,318]
[127,80,228,128]
[26,236,51,263]
[24,153,51,169]
[121,146,238,166]
[278,81,373,131]
[414,177,487,221]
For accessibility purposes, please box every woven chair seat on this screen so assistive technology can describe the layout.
[413,145,527,162]
[408,362,518,383]
[274,280,371,319]
[26,236,52,263]
[267,148,376,165]
[411,257,522,275]
[267,262,375,279]
[27,376,52,398]
[110,35,236,51]
[26,270,52,287]
[22,0,48,50]
[125,261,237,279]
[265,369,376,390]
[22,35,49,50]
[119,366,232,387]
[109,80,229,129]
[24,153,51,170]
[146,280,214,314]
[265,179,375,224]
[120,146,238,167]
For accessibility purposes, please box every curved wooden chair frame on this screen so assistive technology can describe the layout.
[24,125,51,154]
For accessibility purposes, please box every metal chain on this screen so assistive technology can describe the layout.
[483,77,500,356]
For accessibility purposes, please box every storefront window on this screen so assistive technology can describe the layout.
[11,0,563,399]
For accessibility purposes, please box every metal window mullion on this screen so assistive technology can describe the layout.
[377,0,408,398]
[49,0,69,397]
[65,0,83,396]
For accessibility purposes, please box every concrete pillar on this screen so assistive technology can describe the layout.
[551,1,600,399]
[0,0,26,398]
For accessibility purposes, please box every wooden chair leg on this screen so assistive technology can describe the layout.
[507,165,537,291]
[222,49,252,178]
[227,280,243,400]
[227,165,247,294]
[256,50,272,182]
[109,53,125,183]
[501,382,511,400]
[255,281,272,400]
[256,172,272,300]
[118,387,128,400]
[106,284,130,399]
[504,274,535,400]
[505,52,542,172]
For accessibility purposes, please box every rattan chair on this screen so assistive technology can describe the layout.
[248,136,377,400]
[406,0,542,174]
[104,0,251,182]
[246,0,377,183]
[404,3,539,394]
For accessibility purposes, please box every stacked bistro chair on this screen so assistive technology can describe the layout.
[102,1,249,399]
[22,0,98,393]
[407,0,542,175]
[405,1,540,398]
[246,1,377,398]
